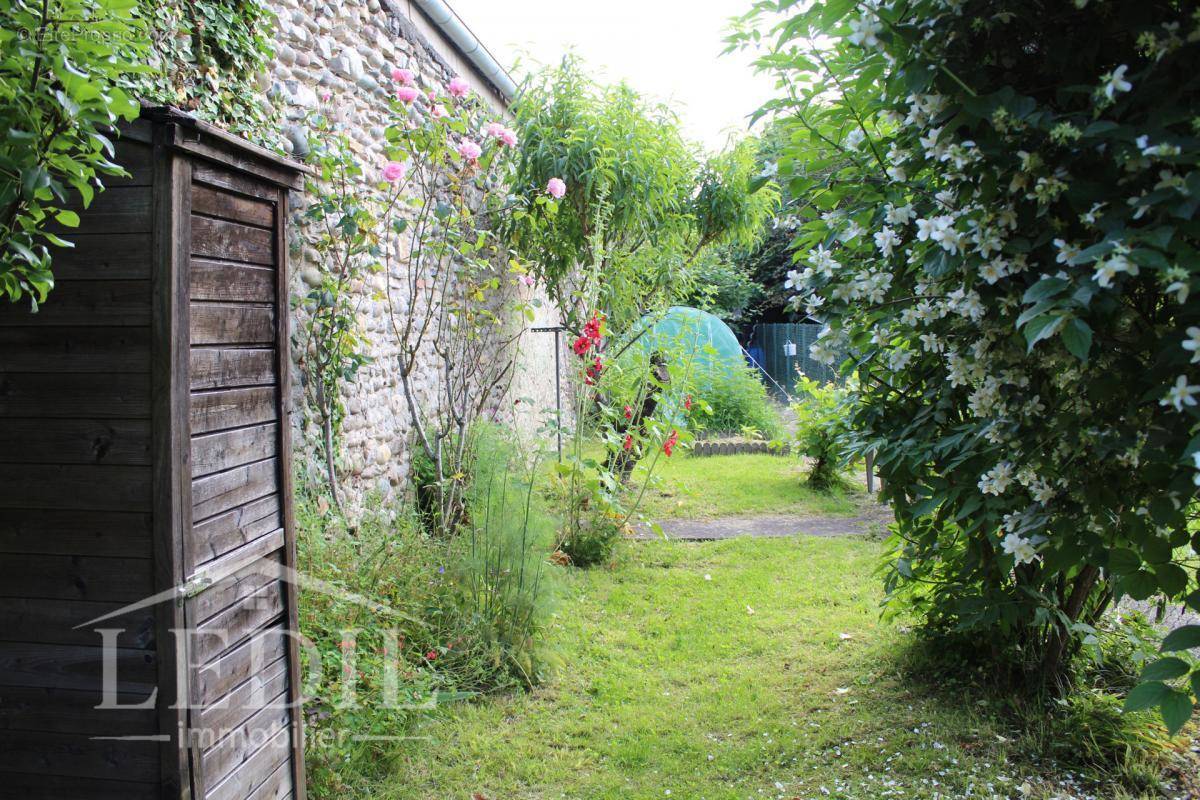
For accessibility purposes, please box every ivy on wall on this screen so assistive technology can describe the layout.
[135,0,282,149]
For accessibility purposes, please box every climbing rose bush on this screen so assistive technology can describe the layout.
[733,0,1200,732]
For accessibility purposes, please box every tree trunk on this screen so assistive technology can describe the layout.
[1039,564,1101,689]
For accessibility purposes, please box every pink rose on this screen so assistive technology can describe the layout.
[381,161,407,183]
[485,122,518,147]
[391,67,414,86]
[546,177,566,199]
[395,85,420,104]
[431,104,448,119]
[520,274,535,288]
[447,76,470,97]
[457,139,482,163]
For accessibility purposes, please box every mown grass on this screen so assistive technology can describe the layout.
[629,452,866,520]
[369,534,1189,799]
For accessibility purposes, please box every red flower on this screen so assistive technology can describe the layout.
[663,429,679,457]
[583,311,605,342]
[623,404,633,420]
[585,356,603,385]
[684,395,693,411]
[623,434,633,451]
[426,650,438,661]
[572,335,592,357]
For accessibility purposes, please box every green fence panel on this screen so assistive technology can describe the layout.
[748,323,839,399]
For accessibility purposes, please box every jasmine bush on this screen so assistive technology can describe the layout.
[732,0,1200,732]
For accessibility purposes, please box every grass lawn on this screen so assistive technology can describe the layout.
[375,534,1175,800]
[629,452,866,520]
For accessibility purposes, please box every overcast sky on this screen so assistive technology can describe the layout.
[447,0,778,152]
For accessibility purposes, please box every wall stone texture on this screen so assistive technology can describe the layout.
[265,0,564,508]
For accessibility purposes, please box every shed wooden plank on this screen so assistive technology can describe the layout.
[0,372,150,418]
[0,464,151,511]
[193,580,285,665]
[189,496,282,572]
[0,280,149,327]
[0,419,151,465]
[192,423,278,478]
[0,327,149,373]
[192,458,278,522]
[192,162,283,203]
[193,626,287,707]
[0,642,156,693]
[191,260,276,303]
[200,689,290,789]
[102,140,154,187]
[0,509,151,557]
[194,656,288,741]
[188,529,284,593]
[190,303,276,345]
[0,553,152,601]
[191,347,276,390]
[47,232,152,280]
[205,724,291,800]
[192,184,275,228]
[0,598,155,649]
[0,772,157,799]
[191,216,274,265]
[0,685,155,736]
[245,756,294,800]
[46,186,152,236]
[0,729,158,781]
[190,387,277,435]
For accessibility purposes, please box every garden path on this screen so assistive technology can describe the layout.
[635,503,892,540]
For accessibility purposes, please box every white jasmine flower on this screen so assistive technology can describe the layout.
[978,461,1015,495]
[874,226,901,257]
[847,15,882,48]
[1162,374,1200,411]
[979,257,1008,285]
[1001,532,1039,564]
[1092,253,1138,288]
[1183,327,1200,363]
[1080,202,1105,225]
[845,128,866,149]
[885,202,916,226]
[1100,64,1132,100]
[1052,239,1080,265]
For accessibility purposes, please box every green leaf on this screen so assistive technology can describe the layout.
[1060,318,1092,361]
[1118,570,1158,600]
[1161,625,1200,652]
[54,210,80,227]
[1023,314,1062,351]
[1141,657,1190,682]
[1124,680,1171,712]
[1022,277,1068,303]
[1160,690,1195,736]
[1108,548,1141,574]
[1155,563,1189,597]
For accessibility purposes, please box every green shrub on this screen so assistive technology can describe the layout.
[789,375,851,489]
[700,363,782,438]
[553,500,624,567]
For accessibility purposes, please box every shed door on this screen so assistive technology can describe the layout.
[181,162,302,800]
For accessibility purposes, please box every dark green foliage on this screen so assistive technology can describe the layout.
[0,0,145,304]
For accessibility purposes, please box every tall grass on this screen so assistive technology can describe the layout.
[298,425,561,798]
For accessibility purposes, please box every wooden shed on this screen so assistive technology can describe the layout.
[0,108,308,800]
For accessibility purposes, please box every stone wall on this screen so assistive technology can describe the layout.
[265,0,564,506]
